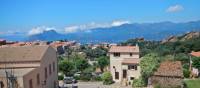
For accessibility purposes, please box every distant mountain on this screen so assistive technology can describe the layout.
[62,20,200,43]
[1,20,200,43]
[28,30,65,41]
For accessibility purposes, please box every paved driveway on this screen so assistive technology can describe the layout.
[59,81,132,88]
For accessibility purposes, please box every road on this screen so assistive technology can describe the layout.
[59,81,132,88]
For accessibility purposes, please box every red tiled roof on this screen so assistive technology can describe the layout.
[50,42,65,48]
[190,51,200,57]
[122,59,140,64]
[153,61,183,77]
[109,46,139,53]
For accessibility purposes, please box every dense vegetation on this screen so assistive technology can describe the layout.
[58,46,109,81]
[121,32,200,87]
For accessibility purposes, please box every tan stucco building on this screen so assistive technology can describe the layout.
[109,45,140,85]
[0,45,58,88]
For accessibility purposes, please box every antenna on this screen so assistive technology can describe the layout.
[4,61,17,88]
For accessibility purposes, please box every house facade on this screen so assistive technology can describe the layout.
[189,51,200,77]
[109,45,140,85]
[0,45,58,88]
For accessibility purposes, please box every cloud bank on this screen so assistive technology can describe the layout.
[28,26,55,35]
[166,4,184,13]
[64,20,130,34]
[28,20,131,35]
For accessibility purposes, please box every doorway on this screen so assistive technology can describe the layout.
[123,70,127,78]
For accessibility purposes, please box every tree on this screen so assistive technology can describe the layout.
[183,68,190,78]
[192,57,200,70]
[59,60,74,76]
[101,72,113,85]
[97,56,109,72]
[80,67,93,81]
[174,53,189,64]
[132,77,145,88]
[140,53,160,85]
[75,59,90,72]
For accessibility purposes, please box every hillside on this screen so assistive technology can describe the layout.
[161,32,200,43]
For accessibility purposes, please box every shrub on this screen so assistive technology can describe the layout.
[74,75,80,80]
[58,75,64,80]
[154,83,161,88]
[183,69,190,78]
[101,72,113,85]
[132,77,145,88]
[92,76,102,81]
[80,73,92,81]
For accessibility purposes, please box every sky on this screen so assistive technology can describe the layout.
[0,0,200,34]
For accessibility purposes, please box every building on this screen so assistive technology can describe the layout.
[0,39,6,45]
[150,61,183,88]
[189,51,200,77]
[0,45,58,88]
[50,41,77,55]
[109,45,140,85]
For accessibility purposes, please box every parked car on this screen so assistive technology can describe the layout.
[63,77,77,84]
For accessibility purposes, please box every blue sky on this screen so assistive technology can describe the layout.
[0,0,200,33]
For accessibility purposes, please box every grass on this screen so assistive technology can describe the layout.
[184,79,200,88]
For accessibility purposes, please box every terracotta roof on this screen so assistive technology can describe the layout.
[0,45,50,62]
[122,59,140,64]
[109,46,139,53]
[154,61,183,77]
[190,51,200,57]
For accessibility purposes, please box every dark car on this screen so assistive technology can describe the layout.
[63,77,77,84]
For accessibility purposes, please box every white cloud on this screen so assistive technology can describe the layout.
[64,26,79,33]
[28,26,55,35]
[166,5,184,13]
[111,20,130,26]
[64,20,130,34]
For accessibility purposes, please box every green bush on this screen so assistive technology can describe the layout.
[58,75,64,80]
[183,69,190,78]
[92,76,102,81]
[154,83,161,88]
[74,75,80,80]
[101,72,113,85]
[132,77,145,87]
[80,73,92,81]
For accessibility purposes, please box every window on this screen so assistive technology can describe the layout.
[113,53,120,57]
[113,66,115,69]
[37,74,40,85]
[130,53,133,56]
[49,64,52,75]
[53,62,55,72]
[29,79,33,88]
[45,67,47,79]
[130,77,135,80]
[128,65,137,70]
[115,72,119,79]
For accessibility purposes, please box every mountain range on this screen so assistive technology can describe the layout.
[1,20,200,44]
